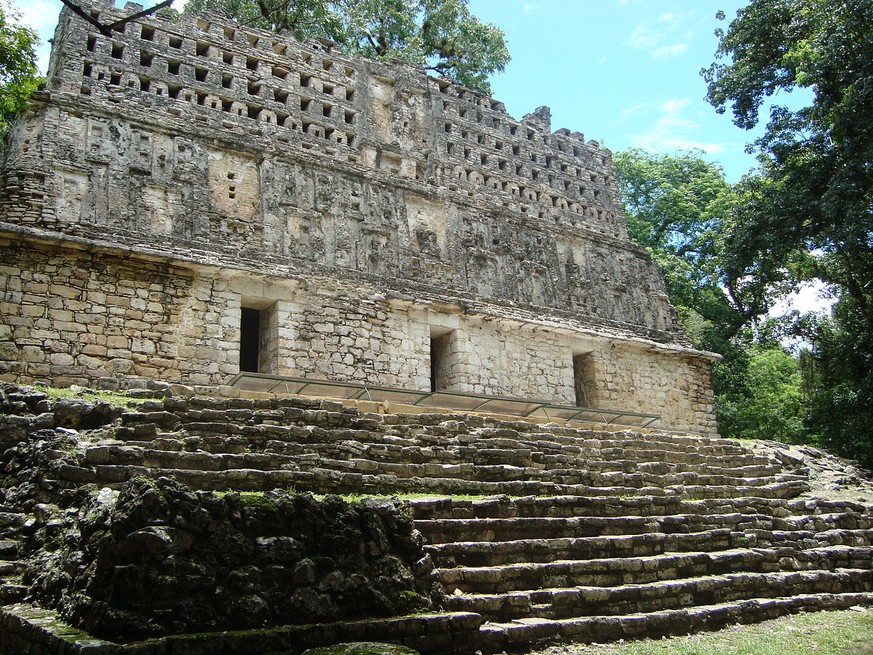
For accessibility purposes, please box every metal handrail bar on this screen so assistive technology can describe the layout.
[227,372,660,427]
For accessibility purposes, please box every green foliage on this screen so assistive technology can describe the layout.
[703,0,873,461]
[0,0,41,134]
[185,0,342,39]
[33,384,145,408]
[614,149,807,443]
[800,298,873,468]
[613,149,753,336]
[717,345,806,443]
[184,0,509,94]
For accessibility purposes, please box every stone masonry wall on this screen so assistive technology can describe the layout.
[0,237,716,432]
[0,1,719,434]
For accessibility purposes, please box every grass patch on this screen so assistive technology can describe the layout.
[33,384,145,408]
[533,609,873,655]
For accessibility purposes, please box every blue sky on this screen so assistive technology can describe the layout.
[469,0,762,181]
[18,0,773,182]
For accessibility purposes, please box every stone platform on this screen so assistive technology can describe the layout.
[1,382,872,654]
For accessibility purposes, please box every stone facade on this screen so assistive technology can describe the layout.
[0,0,717,433]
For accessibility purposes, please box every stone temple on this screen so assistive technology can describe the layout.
[0,0,717,435]
[3,4,873,654]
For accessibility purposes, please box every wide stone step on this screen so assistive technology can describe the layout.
[446,568,873,621]
[410,495,820,520]
[427,526,873,568]
[475,592,873,652]
[675,480,810,500]
[426,529,735,568]
[115,435,785,485]
[417,509,869,544]
[82,445,802,495]
[749,528,873,549]
[119,421,782,473]
[84,464,612,496]
[120,402,777,460]
[436,546,873,595]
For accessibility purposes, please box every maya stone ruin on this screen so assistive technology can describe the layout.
[0,0,718,435]
[0,2,871,655]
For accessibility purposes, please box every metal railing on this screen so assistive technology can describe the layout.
[228,372,660,429]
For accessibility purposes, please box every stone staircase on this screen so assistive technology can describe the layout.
[71,396,810,502]
[2,388,873,653]
[412,494,873,648]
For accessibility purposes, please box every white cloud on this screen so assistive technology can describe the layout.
[653,43,689,58]
[627,11,691,58]
[617,101,649,123]
[523,3,540,13]
[627,24,663,50]
[661,98,688,114]
[13,0,59,32]
[770,281,836,316]
[628,98,727,154]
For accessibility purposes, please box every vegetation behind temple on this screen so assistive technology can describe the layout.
[183,0,510,95]
[614,0,873,466]
[0,0,42,135]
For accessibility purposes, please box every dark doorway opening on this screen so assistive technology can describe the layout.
[430,329,455,392]
[573,353,595,407]
[239,306,262,372]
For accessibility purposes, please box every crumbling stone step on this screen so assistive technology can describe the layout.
[762,528,873,549]
[435,546,873,595]
[0,603,483,655]
[417,512,779,544]
[418,509,872,546]
[0,558,25,578]
[475,592,873,652]
[85,462,674,497]
[417,516,661,543]
[787,498,873,514]
[0,539,19,559]
[538,450,778,471]
[669,480,810,500]
[425,529,740,568]
[294,456,545,482]
[0,536,26,605]
[446,568,873,622]
[125,425,787,481]
[85,445,301,471]
[411,495,807,521]
[0,581,26,604]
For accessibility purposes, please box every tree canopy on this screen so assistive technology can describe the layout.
[702,0,873,333]
[700,0,873,465]
[614,149,807,443]
[0,0,41,133]
[184,0,510,94]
